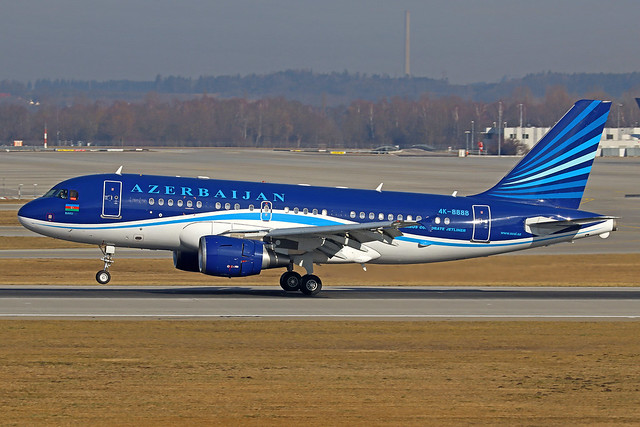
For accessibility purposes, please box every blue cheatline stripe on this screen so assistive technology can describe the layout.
[499,166,592,191]
[490,181,587,196]
[485,191,585,200]
[501,154,594,187]
[398,219,606,248]
[513,112,608,177]
[492,178,588,192]
[508,133,602,182]
[37,211,344,231]
[518,100,601,170]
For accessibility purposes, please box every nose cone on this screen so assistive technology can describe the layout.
[18,199,45,228]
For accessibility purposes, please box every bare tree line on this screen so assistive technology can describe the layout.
[1,86,639,151]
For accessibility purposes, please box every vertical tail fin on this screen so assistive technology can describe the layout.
[476,99,611,209]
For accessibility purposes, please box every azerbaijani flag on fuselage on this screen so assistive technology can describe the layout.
[65,204,79,213]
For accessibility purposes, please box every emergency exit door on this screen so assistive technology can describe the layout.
[472,205,491,242]
[102,180,122,218]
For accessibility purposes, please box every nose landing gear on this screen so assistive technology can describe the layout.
[96,245,116,285]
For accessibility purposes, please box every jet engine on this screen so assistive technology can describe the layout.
[198,235,289,277]
[173,250,200,272]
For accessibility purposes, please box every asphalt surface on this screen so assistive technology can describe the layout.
[0,286,638,319]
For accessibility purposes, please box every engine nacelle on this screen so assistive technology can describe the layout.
[173,250,200,272]
[198,235,289,277]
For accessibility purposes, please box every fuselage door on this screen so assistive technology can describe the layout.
[472,204,491,242]
[260,201,272,221]
[102,180,122,219]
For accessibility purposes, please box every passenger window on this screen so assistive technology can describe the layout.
[225,203,230,210]
[196,201,202,208]
[388,213,393,221]
[148,198,155,206]
[397,214,403,221]
[303,208,308,215]
[312,209,318,215]
[69,190,79,201]
[177,200,183,207]
[416,216,422,221]
[294,207,299,214]
[350,211,356,218]
[158,198,164,206]
[168,199,174,207]
[215,202,221,209]
[359,212,365,219]
[187,200,193,208]
[234,203,240,210]
[322,209,327,216]
[369,212,374,220]
[378,213,384,220]
[407,215,413,221]
[249,204,254,211]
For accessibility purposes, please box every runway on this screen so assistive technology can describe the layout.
[1,150,638,321]
[1,286,639,320]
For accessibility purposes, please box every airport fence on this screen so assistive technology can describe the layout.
[0,181,40,200]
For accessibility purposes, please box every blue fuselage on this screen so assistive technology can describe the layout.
[18,173,614,265]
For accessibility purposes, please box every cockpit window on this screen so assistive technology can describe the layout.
[44,188,57,198]
[43,188,69,199]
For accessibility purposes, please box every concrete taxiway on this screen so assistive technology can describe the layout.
[1,149,638,254]
[1,286,639,320]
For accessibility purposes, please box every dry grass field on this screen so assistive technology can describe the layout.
[0,210,20,226]
[3,204,640,425]
[0,254,638,287]
[1,321,639,425]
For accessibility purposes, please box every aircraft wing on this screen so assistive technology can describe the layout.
[263,220,418,262]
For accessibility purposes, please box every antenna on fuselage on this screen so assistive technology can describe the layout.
[115,166,123,175]
[376,183,384,192]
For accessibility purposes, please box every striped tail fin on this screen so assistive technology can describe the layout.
[476,99,611,209]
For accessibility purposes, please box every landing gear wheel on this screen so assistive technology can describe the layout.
[96,270,111,285]
[300,274,322,296]
[97,244,116,285]
[280,271,302,292]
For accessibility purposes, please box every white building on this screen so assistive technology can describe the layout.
[503,126,640,149]
[502,126,640,155]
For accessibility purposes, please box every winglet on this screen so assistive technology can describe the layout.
[115,165,123,175]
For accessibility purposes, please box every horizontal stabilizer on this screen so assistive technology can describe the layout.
[525,216,617,236]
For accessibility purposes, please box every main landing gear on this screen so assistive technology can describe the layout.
[96,244,115,285]
[279,270,323,296]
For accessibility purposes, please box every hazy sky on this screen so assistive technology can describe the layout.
[1,0,639,84]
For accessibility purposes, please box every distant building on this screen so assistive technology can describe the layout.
[500,126,640,150]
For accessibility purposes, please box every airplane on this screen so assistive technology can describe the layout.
[18,99,616,296]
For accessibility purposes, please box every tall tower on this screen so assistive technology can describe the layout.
[404,10,411,77]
